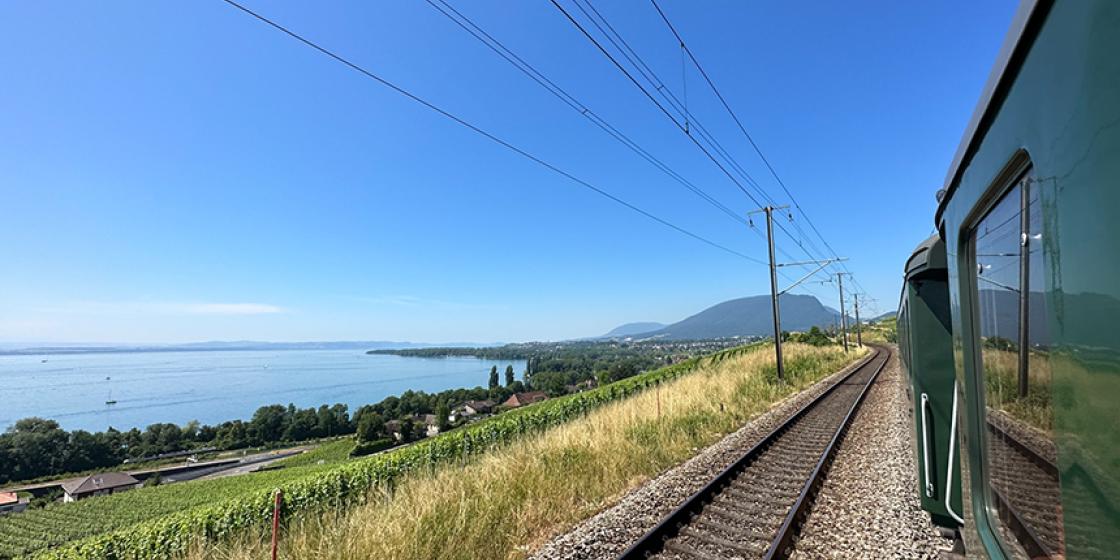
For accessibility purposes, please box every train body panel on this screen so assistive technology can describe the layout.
[900,235,964,529]
[925,0,1120,558]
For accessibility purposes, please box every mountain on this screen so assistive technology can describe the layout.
[605,294,849,340]
[869,311,897,322]
[601,322,667,338]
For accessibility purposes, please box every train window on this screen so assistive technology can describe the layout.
[971,170,1064,559]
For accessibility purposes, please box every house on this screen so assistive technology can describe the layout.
[61,472,140,502]
[502,391,548,409]
[0,492,28,515]
[384,420,403,441]
[453,399,495,421]
[564,379,597,394]
[415,414,440,437]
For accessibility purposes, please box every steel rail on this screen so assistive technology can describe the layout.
[991,486,1054,559]
[985,419,1060,558]
[986,419,1058,478]
[764,347,889,559]
[616,346,886,560]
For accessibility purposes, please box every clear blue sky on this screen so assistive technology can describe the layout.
[0,0,1017,344]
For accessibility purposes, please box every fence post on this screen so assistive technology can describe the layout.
[271,489,283,560]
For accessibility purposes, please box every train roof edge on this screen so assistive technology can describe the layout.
[935,0,1051,227]
[904,235,946,278]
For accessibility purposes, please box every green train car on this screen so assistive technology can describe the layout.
[899,235,964,532]
[905,0,1120,558]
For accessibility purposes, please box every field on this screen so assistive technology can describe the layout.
[1,343,769,560]
[859,316,897,345]
[188,343,864,560]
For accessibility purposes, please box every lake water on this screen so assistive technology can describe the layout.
[0,350,524,433]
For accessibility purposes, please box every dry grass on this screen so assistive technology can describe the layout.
[190,343,865,560]
[981,346,1054,432]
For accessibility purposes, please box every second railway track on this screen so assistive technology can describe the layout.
[618,346,890,560]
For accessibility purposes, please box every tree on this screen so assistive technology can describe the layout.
[436,401,451,431]
[531,371,569,397]
[488,365,499,389]
[397,418,415,442]
[802,326,831,346]
[248,405,288,445]
[356,412,384,443]
[215,421,249,450]
[283,409,318,441]
[504,365,515,387]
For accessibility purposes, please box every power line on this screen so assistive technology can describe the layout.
[547,0,771,206]
[427,0,831,290]
[648,0,866,291]
[220,0,765,265]
[578,0,829,263]
[553,0,832,279]
[423,0,749,228]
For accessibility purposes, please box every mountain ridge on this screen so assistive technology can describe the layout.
[602,294,852,340]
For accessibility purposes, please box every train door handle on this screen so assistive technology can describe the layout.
[920,393,934,498]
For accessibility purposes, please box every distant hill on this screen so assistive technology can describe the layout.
[869,311,897,322]
[601,322,666,338]
[602,294,850,340]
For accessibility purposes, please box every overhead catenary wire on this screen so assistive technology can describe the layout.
[558,0,836,279]
[647,0,867,291]
[220,0,766,265]
[423,0,748,228]
[423,0,826,301]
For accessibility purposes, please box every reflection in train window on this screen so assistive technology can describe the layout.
[972,171,1064,559]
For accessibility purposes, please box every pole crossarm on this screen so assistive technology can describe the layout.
[778,258,846,296]
[775,257,847,268]
[746,204,790,216]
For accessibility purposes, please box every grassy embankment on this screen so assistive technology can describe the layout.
[192,343,866,560]
[981,346,1053,432]
[859,316,897,345]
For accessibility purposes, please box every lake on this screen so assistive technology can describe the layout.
[0,350,525,432]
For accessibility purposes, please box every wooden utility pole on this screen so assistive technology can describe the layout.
[271,490,283,560]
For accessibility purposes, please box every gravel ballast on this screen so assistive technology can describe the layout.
[530,351,875,560]
[532,348,950,560]
[789,350,950,559]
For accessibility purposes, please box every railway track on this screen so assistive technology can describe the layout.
[617,346,889,560]
[986,419,1064,558]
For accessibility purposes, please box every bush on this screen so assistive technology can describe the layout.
[349,439,392,458]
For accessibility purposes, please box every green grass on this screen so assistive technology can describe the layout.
[0,462,338,559]
[981,346,1054,432]
[271,438,357,469]
[0,439,367,558]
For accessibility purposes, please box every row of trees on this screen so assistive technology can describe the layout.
[488,364,524,390]
[0,403,361,485]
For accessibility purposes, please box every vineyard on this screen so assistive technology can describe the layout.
[0,343,760,560]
